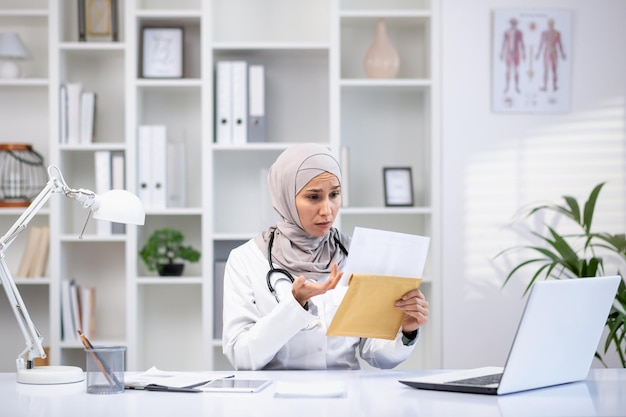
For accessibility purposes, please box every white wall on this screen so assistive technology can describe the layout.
[440,0,626,368]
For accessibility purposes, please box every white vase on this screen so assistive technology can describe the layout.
[364,19,400,79]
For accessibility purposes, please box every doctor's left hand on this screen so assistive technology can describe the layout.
[291,263,343,308]
[395,289,429,333]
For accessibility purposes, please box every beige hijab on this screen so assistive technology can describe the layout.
[255,143,350,280]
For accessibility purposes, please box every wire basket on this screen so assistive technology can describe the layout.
[0,144,47,207]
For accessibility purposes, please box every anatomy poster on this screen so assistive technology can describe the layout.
[492,9,572,113]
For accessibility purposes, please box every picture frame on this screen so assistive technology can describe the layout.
[141,27,184,79]
[79,0,118,42]
[383,167,414,207]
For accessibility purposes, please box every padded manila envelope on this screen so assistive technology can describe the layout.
[326,273,422,340]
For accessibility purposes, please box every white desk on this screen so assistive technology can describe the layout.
[1,369,624,417]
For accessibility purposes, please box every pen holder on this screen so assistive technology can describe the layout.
[84,346,126,394]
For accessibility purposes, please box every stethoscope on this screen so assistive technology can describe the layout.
[266,229,349,303]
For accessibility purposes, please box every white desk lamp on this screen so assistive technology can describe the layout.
[0,165,145,384]
[0,32,31,79]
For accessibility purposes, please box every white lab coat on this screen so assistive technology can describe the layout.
[222,239,418,370]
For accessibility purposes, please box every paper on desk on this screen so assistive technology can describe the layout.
[124,366,233,389]
[327,227,429,340]
[274,381,347,398]
[339,227,430,285]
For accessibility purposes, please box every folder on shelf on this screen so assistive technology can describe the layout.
[110,151,126,234]
[326,274,422,340]
[231,61,248,144]
[66,83,83,145]
[167,141,186,208]
[80,91,96,144]
[59,84,68,143]
[248,65,266,142]
[137,125,168,209]
[81,286,96,339]
[213,261,226,339]
[215,61,233,144]
[94,150,112,236]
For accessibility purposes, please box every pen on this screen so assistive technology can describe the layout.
[184,374,235,389]
[77,329,122,389]
[126,384,202,393]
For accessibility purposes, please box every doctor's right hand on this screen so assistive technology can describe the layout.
[291,263,343,308]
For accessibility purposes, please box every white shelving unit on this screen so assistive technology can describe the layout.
[0,0,440,373]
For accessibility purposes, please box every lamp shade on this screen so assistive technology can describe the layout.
[92,189,145,225]
[0,32,31,59]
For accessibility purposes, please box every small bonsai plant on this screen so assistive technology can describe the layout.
[140,228,201,276]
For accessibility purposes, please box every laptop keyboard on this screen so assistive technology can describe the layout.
[448,373,502,386]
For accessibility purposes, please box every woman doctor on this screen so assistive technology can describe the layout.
[222,143,429,370]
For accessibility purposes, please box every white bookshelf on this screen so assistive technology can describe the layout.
[0,0,440,372]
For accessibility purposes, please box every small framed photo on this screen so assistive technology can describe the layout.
[383,167,414,207]
[79,0,118,42]
[141,27,184,78]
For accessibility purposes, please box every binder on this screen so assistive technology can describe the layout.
[215,61,233,144]
[94,150,112,236]
[136,125,168,209]
[231,61,248,144]
[59,85,68,143]
[167,141,186,208]
[150,126,168,209]
[110,151,126,234]
[137,126,153,208]
[66,83,82,144]
[248,65,266,142]
[80,91,96,144]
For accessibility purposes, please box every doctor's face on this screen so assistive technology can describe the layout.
[295,172,341,238]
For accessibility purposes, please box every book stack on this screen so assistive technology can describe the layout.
[59,83,96,145]
[61,278,96,342]
[215,61,266,144]
[16,226,50,278]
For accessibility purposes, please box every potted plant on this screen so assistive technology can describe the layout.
[495,182,626,367]
[140,228,201,276]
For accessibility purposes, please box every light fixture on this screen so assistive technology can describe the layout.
[0,32,31,79]
[0,165,145,384]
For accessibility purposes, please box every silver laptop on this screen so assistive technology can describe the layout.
[400,275,621,395]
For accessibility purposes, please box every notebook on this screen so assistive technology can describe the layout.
[399,275,621,395]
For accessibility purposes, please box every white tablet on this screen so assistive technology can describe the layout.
[201,379,272,393]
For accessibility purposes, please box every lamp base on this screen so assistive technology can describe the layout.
[0,60,20,79]
[17,366,84,385]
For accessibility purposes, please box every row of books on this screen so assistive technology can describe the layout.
[95,150,126,235]
[215,61,266,145]
[16,226,50,278]
[137,125,187,210]
[59,83,96,145]
[61,278,96,342]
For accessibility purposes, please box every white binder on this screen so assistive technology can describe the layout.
[137,126,153,208]
[248,65,266,142]
[94,150,111,236]
[215,61,233,144]
[231,61,248,144]
[66,83,82,144]
[150,125,168,209]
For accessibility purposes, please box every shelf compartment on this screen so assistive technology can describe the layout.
[341,88,432,208]
[59,241,127,343]
[137,215,203,277]
[213,48,330,145]
[137,284,202,371]
[340,15,431,79]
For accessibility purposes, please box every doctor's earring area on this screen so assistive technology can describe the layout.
[139,227,201,277]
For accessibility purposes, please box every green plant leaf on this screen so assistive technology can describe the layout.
[582,182,605,234]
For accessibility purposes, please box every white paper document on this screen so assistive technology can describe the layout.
[340,227,430,284]
[125,366,233,389]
